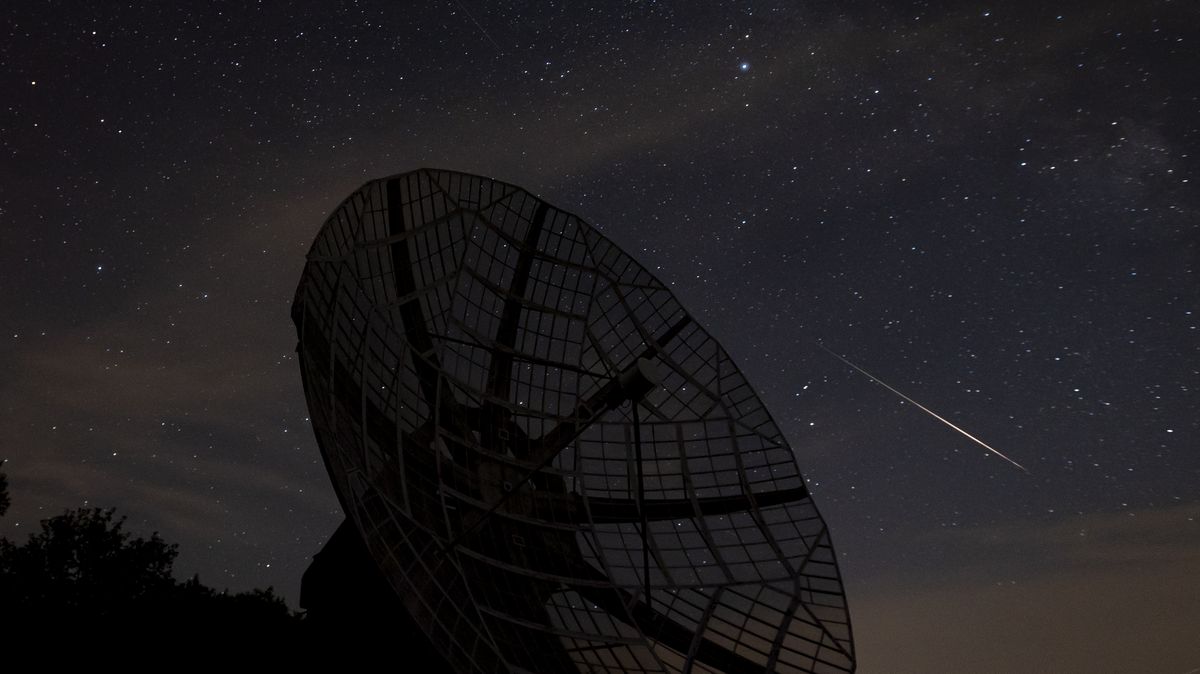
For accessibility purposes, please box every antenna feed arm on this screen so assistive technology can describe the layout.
[615,357,662,406]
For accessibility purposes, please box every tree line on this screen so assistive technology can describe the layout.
[0,460,301,635]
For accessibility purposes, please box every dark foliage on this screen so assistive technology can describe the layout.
[0,508,176,614]
[0,506,300,635]
[0,479,440,661]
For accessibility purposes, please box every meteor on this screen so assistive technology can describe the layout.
[819,344,1030,474]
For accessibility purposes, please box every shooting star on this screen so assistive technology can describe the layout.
[819,344,1030,474]
[452,0,504,53]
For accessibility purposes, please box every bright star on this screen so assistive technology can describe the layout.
[738,62,750,72]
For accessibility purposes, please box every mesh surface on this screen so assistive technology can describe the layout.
[293,169,855,673]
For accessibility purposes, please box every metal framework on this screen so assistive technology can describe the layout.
[292,169,854,673]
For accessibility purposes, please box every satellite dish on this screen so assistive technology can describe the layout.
[293,169,854,673]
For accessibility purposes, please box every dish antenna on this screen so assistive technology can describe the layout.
[293,169,854,672]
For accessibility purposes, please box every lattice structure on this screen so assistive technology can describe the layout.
[293,169,855,673]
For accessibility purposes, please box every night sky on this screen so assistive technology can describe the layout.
[3,2,1197,670]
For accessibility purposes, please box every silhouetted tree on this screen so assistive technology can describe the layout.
[0,507,178,624]
[160,573,297,628]
[0,504,301,634]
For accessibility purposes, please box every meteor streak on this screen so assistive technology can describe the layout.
[820,344,1030,474]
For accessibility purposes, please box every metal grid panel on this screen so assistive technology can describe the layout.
[293,168,854,673]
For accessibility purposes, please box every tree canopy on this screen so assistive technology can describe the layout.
[0,486,299,634]
[0,507,178,619]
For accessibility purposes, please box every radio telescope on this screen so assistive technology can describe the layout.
[293,169,854,673]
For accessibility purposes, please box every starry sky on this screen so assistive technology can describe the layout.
[3,1,1197,670]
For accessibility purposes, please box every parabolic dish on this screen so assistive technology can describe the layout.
[293,168,854,673]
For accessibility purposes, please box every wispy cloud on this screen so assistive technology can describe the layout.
[852,504,1200,673]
